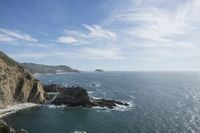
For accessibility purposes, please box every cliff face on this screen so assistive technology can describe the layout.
[0,51,45,108]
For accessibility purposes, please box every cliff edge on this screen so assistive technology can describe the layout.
[0,51,45,108]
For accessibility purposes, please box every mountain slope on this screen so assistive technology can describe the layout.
[21,63,79,74]
[0,51,45,108]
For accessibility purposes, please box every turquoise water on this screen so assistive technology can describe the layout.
[4,72,200,133]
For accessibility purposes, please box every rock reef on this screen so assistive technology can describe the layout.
[45,85,128,108]
[43,84,64,92]
[52,87,90,106]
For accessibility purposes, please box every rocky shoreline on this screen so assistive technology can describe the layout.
[0,104,38,133]
[0,85,129,133]
[0,103,38,119]
[0,84,129,119]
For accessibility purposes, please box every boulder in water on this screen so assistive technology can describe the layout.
[50,85,128,108]
[43,84,64,92]
[89,98,128,108]
[52,86,90,106]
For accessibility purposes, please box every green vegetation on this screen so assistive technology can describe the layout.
[0,50,18,66]
[21,63,79,74]
[0,121,10,133]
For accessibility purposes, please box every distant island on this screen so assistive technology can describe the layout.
[21,63,80,74]
[95,69,104,72]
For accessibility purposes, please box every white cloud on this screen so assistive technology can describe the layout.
[0,34,16,42]
[80,48,124,60]
[106,0,200,63]
[82,24,116,40]
[10,52,50,59]
[9,46,124,61]
[0,28,37,42]
[57,36,78,44]
[57,24,116,45]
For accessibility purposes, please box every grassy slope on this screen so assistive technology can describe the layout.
[21,63,79,74]
[0,51,18,66]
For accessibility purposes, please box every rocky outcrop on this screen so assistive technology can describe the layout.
[43,84,64,92]
[52,87,90,106]
[0,120,28,133]
[89,98,128,108]
[47,85,128,108]
[0,51,45,108]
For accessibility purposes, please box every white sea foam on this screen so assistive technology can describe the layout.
[0,103,39,118]
[71,131,86,133]
[129,95,135,100]
[91,101,134,112]
[91,106,111,112]
[114,101,134,112]
[91,96,102,99]
[88,91,94,94]
[90,81,101,88]
[44,104,66,109]
[44,99,134,112]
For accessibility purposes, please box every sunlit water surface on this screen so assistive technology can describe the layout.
[4,72,200,133]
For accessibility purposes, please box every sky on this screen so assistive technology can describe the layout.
[0,0,200,71]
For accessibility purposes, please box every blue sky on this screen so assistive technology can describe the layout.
[0,0,200,71]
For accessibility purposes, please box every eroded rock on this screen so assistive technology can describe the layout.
[0,51,45,108]
[46,85,128,108]
[52,87,90,106]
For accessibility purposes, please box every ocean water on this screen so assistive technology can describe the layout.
[4,72,200,133]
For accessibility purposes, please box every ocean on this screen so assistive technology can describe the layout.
[4,72,200,133]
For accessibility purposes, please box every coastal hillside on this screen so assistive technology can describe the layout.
[21,63,79,74]
[0,51,45,108]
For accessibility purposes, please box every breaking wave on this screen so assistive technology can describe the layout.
[71,131,86,133]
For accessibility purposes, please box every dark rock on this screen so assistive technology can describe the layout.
[89,98,128,108]
[43,84,64,92]
[52,86,90,106]
[51,85,128,108]
[91,84,96,87]
[0,120,28,133]
[44,93,56,101]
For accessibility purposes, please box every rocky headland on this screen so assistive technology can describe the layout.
[0,51,45,109]
[21,63,79,74]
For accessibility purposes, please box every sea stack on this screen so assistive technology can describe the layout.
[45,85,128,108]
